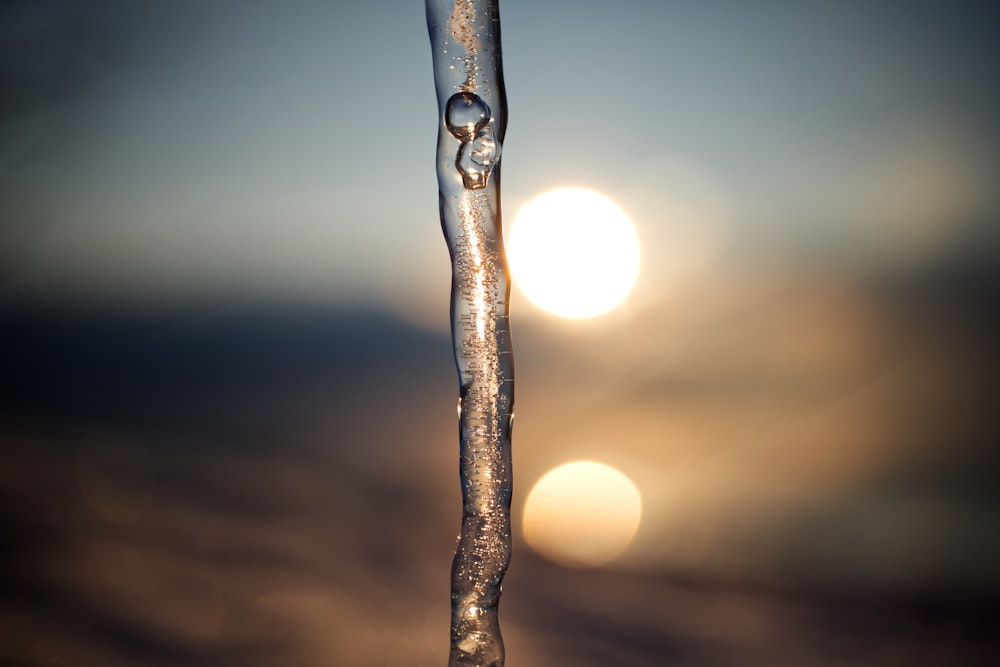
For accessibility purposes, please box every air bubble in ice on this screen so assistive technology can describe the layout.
[445,92,500,191]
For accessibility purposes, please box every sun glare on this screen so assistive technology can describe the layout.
[507,188,640,318]
[522,461,642,568]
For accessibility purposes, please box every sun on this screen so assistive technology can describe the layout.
[522,461,643,568]
[506,188,640,319]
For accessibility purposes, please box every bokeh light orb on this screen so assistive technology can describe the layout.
[507,188,640,318]
[522,460,642,567]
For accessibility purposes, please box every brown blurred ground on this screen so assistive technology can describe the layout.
[1,265,999,666]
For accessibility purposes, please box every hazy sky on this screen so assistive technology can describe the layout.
[2,0,998,307]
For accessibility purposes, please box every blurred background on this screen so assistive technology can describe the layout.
[2,0,998,665]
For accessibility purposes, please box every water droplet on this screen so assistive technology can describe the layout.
[445,92,501,190]
[445,92,490,142]
[456,132,500,190]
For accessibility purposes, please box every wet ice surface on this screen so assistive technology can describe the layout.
[0,273,998,666]
[428,1,512,662]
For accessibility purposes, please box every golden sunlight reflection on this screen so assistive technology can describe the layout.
[507,189,640,319]
[523,461,642,568]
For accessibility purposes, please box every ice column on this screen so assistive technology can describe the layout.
[427,1,513,666]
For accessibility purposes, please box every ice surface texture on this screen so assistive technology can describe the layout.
[427,1,513,666]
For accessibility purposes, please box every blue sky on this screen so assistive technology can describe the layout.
[2,0,997,307]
